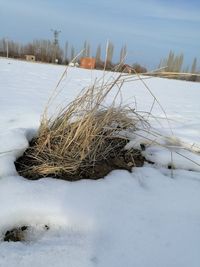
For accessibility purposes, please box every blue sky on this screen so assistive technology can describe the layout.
[0,0,200,68]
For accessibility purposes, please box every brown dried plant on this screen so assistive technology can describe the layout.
[17,73,147,179]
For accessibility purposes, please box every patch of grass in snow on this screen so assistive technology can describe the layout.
[15,72,148,180]
[14,62,200,180]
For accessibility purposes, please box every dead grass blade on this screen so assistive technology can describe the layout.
[16,73,147,179]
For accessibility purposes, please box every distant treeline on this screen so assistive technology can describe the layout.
[158,50,200,81]
[0,38,147,73]
[159,50,199,73]
[1,38,199,79]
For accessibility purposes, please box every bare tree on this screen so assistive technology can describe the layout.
[95,44,101,63]
[70,45,75,62]
[119,45,127,64]
[191,57,197,73]
[166,50,175,71]
[106,41,114,68]
[87,42,90,57]
[159,51,184,72]
[64,41,69,63]
[82,40,91,58]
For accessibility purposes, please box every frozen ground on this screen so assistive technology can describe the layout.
[0,58,200,267]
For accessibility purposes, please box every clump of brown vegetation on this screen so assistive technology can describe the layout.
[15,74,146,181]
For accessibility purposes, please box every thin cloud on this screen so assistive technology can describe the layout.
[0,0,199,68]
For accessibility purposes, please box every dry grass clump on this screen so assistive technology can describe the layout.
[16,74,145,180]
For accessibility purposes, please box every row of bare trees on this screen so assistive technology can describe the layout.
[0,38,63,63]
[159,50,198,74]
[0,38,148,72]
[0,38,130,66]
[158,51,199,81]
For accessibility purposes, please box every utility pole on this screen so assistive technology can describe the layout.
[51,29,61,46]
[51,29,61,63]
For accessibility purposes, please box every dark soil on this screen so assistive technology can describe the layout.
[3,225,49,242]
[15,138,145,181]
[4,226,28,242]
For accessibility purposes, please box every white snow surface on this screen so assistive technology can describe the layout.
[0,58,200,267]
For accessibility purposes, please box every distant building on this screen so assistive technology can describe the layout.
[80,57,96,69]
[122,64,133,74]
[25,55,35,62]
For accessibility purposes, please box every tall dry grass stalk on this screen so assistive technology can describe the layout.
[19,73,147,179]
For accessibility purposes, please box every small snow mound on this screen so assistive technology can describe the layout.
[144,145,200,172]
[0,128,37,178]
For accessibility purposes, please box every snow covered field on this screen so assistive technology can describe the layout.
[0,57,200,267]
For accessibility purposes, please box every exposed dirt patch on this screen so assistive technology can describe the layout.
[15,138,144,181]
[4,226,28,242]
[3,225,50,242]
